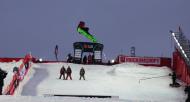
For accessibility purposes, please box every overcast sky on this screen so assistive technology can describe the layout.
[0,0,190,61]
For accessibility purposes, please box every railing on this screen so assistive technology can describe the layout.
[170,28,190,68]
[3,53,33,95]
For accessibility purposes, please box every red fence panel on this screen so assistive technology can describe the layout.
[173,50,190,84]
[0,58,23,62]
[3,53,33,95]
[116,55,171,68]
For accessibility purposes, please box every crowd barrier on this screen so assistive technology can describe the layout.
[173,50,190,84]
[0,58,23,62]
[116,55,171,68]
[3,54,32,95]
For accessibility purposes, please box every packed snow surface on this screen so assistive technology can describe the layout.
[1,62,187,101]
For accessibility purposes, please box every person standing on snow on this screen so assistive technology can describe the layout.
[83,55,87,64]
[171,71,177,85]
[87,54,92,64]
[66,66,72,80]
[59,66,66,80]
[13,67,20,87]
[79,67,85,80]
[0,68,7,95]
[92,54,95,64]
[54,45,59,61]
[67,53,73,63]
[185,85,190,102]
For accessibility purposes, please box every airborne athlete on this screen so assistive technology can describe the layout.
[77,21,97,43]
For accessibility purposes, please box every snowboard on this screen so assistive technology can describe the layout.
[169,83,181,87]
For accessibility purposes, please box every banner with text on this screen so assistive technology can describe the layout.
[119,56,161,65]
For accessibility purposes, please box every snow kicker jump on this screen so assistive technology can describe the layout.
[77,21,97,43]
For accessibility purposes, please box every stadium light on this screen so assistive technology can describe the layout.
[111,59,115,63]
[39,58,43,62]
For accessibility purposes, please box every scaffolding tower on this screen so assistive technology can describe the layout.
[170,27,190,67]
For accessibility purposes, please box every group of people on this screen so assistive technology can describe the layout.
[66,53,95,64]
[82,54,94,64]
[59,66,85,80]
[54,44,96,64]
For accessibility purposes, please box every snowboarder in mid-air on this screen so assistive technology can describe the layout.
[66,66,72,80]
[77,21,97,43]
[78,21,89,33]
[59,66,66,80]
[79,67,85,80]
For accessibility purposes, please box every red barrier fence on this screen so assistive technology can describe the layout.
[0,58,23,62]
[3,54,33,95]
[173,50,190,85]
[116,55,171,68]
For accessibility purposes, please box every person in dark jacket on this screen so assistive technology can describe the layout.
[59,66,66,80]
[83,55,87,64]
[172,72,177,85]
[78,21,89,33]
[54,45,59,61]
[25,61,29,70]
[13,67,19,87]
[87,54,92,64]
[92,54,95,64]
[67,53,73,63]
[185,85,190,102]
[0,68,7,95]
[66,66,72,80]
[79,67,85,80]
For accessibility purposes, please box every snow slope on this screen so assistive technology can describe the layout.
[11,62,187,102]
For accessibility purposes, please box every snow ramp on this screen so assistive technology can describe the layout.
[14,62,186,102]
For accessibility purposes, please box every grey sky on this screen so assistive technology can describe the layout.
[0,0,190,61]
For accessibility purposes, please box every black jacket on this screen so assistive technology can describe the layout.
[80,68,85,76]
[67,67,72,74]
[0,69,7,86]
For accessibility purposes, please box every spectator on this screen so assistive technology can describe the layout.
[54,45,59,61]
[66,66,72,80]
[92,54,95,64]
[59,66,66,80]
[171,72,177,85]
[87,54,92,64]
[67,53,73,63]
[79,67,85,80]
[185,85,190,102]
[0,68,7,95]
[13,66,20,87]
[25,61,29,70]
[83,55,87,64]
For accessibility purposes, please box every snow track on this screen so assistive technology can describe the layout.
[7,62,187,101]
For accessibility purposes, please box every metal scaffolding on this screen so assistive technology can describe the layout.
[170,27,190,67]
